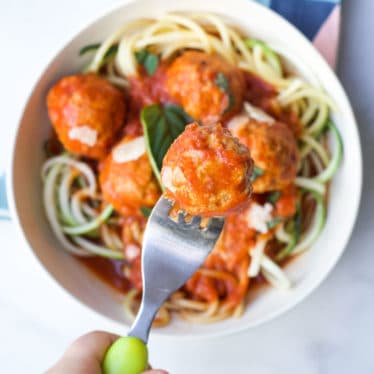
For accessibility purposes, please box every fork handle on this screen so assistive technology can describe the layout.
[102,296,161,374]
[127,296,160,343]
[102,336,148,374]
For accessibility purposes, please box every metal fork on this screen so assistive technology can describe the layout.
[129,196,225,342]
[102,197,224,374]
[103,196,225,374]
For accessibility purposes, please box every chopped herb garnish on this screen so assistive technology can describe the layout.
[135,49,148,64]
[140,206,153,218]
[268,191,281,205]
[250,166,265,182]
[103,45,119,60]
[267,217,282,229]
[215,72,230,91]
[215,72,235,113]
[135,48,159,75]
[79,43,119,72]
[79,43,101,55]
[79,44,118,59]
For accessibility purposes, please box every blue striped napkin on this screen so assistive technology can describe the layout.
[257,0,340,38]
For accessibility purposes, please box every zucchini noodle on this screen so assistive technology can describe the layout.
[42,155,124,259]
[261,255,291,290]
[295,177,326,195]
[248,238,267,277]
[292,192,326,255]
[275,222,292,244]
[70,189,99,224]
[301,135,330,167]
[63,205,113,235]
[42,12,343,325]
[101,224,123,251]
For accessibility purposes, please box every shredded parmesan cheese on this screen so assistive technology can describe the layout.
[125,244,140,261]
[246,203,273,234]
[161,166,176,193]
[113,136,145,163]
[244,102,275,124]
[162,166,187,193]
[226,114,249,131]
[68,126,98,146]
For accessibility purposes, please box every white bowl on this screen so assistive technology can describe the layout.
[7,0,362,338]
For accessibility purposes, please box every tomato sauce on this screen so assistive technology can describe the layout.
[243,71,302,137]
[244,71,277,108]
[123,63,175,136]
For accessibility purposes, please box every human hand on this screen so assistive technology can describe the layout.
[46,331,168,374]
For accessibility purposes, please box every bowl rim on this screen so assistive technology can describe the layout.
[6,0,363,339]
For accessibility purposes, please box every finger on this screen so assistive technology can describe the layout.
[142,370,169,374]
[64,331,120,364]
[47,331,121,374]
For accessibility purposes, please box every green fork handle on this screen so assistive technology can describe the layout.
[102,336,148,374]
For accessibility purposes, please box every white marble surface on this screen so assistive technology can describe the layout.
[1,0,374,373]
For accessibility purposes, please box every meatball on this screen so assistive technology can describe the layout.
[228,116,299,193]
[166,51,245,123]
[47,73,126,160]
[99,135,161,215]
[161,122,253,217]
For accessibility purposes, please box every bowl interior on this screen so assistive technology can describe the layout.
[10,0,361,338]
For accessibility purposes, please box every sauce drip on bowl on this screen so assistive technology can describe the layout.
[79,257,130,293]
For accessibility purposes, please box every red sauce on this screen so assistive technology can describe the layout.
[244,71,278,108]
[79,257,130,294]
[275,185,298,218]
[124,63,175,136]
[243,71,302,137]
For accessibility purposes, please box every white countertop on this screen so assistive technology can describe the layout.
[1,0,374,373]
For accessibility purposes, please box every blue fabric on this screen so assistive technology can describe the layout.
[0,174,9,220]
[257,0,339,40]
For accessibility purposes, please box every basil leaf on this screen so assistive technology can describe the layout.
[250,166,265,182]
[135,48,159,75]
[268,191,281,205]
[144,53,159,75]
[141,104,191,187]
[267,217,282,230]
[215,72,235,113]
[140,207,152,218]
